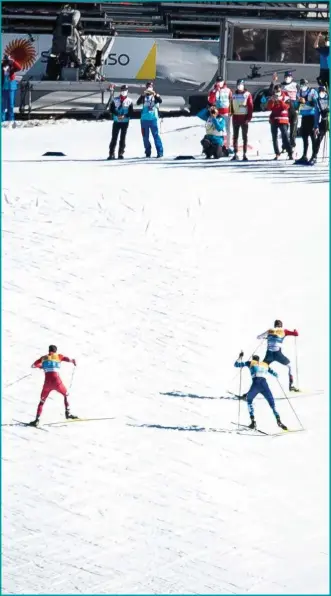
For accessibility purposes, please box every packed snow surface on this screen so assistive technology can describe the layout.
[2,115,329,594]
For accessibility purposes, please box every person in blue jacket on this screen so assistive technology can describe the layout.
[136,82,163,158]
[108,85,134,160]
[197,105,226,158]
[234,352,287,430]
[295,79,319,165]
[314,32,329,88]
[2,54,21,125]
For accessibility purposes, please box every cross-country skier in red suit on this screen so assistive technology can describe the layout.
[29,344,78,426]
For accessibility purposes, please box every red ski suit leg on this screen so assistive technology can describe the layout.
[36,375,69,418]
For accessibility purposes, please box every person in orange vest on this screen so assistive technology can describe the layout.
[29,345,78,426]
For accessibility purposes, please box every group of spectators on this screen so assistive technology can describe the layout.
[1,32,329,164]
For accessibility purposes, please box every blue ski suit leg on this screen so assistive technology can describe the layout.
[246,382,261,417]
[246,378,279,418]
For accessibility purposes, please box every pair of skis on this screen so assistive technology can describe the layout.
[231,422,305,437]
[7,417,115,430]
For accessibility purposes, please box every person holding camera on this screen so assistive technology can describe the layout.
[266,85,293,160]
[136,81,163,158]
[2,53,21,126]
[269,71,299,149]
[197,105,226,159]
[108,84,133,160]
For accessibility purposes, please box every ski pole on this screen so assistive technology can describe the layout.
[68,366,76,393]
[237,352,243,428]
[4,373,32,389]
[295,336,299,389]
[276,378,304,430]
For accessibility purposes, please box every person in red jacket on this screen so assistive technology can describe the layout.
[267,85,293,160]
[2,54,21,125]
[208,76,232,151]
[29,344,78,426]
[230,79,253,161]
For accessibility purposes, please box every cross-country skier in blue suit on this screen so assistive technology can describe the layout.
[234,352,287,430]
[137,81,163,158]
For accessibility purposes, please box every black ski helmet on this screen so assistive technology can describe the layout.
[49,344,57,353]
[252,354,260,361]
[274,320,283,328]
[237,78,245,86]
[284,71,293,78]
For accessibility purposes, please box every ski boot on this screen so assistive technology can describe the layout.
[242,154,248,162]
[118,154,124,160]
[29,418,40,427]
[309,156,317,166]
[248,416,256,430]
[273,154,281,161]
[65,410,78,420]
[294,155,308,165]
[276,416,288,431]
[289,375,300,392]
[107,153,115,160]
[231,153,240,161]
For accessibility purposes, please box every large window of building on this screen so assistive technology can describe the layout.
[267,30,304,63]
[305,31,321,63]
[232,28,266,61]
[231,27,324,64]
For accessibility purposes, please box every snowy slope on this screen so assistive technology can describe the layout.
[2,116,329,595]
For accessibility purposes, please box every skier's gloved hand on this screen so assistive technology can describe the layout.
[293,329,299,336]
[239,351,244,359]
[71,359,77,366]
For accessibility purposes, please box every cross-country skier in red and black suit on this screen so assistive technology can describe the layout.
[29,344,78,426]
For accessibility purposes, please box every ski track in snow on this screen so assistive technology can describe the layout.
[2,115,329,594]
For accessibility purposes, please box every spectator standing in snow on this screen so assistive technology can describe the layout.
[208,76,232,152]
[269,71,299,149]
[266,85,293,160]
[295,79,319,165]
[2,54,21,126]
[230,79,253,161]
[108,84,133,160]
[314,85,329,162]
[137,81,163,158]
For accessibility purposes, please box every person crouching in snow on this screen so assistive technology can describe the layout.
[267,85,293,160]
[234,352,287,431]
[230,79,253,161]
[29,344,77,427]
[197,105,226,159]
[137,81,163,158]
[2,54,21,126]
[108,84,133,160]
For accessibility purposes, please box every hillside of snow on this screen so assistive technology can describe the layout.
[2,115,329,594]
